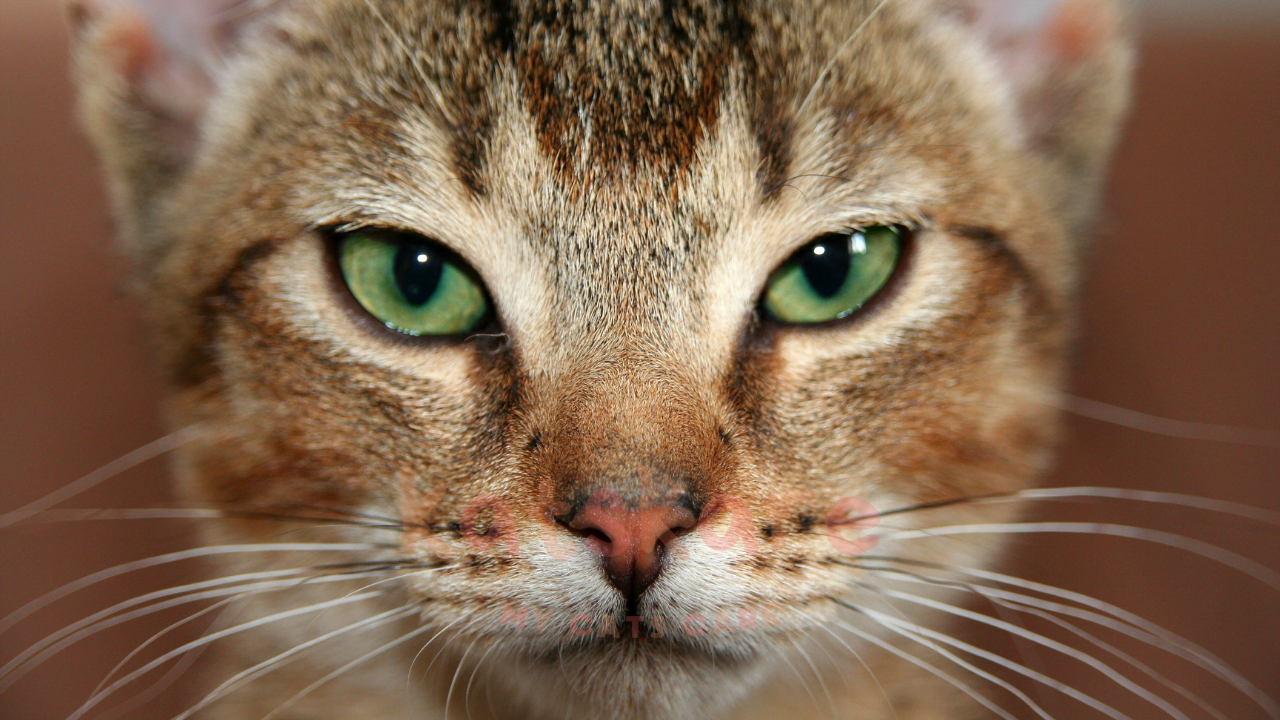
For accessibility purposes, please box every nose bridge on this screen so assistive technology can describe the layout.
[544,353,722,507]
[534,354,727,601]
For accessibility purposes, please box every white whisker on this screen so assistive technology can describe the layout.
[873,586,1191,720]
[856,555,1279,717]
[444,634,482,720]
[1,567,315,687]
[840,604,1059,720]
[776,638,823,714]
[171,604,421,720]
[464,638,500,720]
[789,635,839,719]
[1014,487,1280,526]
[882,522,1280,591]
[807,615,900,720]
[260,622,438,720]
[66,592,383,720]
[798,0,891,117]
[21,509,226,524]
[851,602,1135,720]
[90,572,391,698]
[5,577,312,695]
[1056,394,1280,449]
[95,607,229,720]
[0,543,387,636]
[406,615,467,692]
[828,615,1020,720]
[0,426,203,530]
[863,566,1231,720]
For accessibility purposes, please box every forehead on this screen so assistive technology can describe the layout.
[386,0,813,195]
[310,0,966,210]
[264,0,989,355]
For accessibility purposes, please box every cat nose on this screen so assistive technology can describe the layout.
[562,489,699,600]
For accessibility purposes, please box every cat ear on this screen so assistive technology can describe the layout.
[945,0,1132,222]
[67,0,290,225]
[68,0,287,120]
[950,0,1132,144]
[67,0,286,159]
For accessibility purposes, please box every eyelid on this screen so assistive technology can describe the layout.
[758,224,913,329]
[327,228,500,341]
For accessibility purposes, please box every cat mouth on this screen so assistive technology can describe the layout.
[521,623,765,666]
[482,602,784,664]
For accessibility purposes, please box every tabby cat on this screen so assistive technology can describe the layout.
[56,0,1137,717]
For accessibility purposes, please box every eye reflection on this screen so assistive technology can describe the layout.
[338,231,490,337]
[764,226,903,325]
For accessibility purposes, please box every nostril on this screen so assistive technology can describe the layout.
[575,525,614,552]
[554,490,701,601]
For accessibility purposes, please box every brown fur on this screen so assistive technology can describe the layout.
[68,0,1132,717]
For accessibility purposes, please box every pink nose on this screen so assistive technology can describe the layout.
[567,491,698,600]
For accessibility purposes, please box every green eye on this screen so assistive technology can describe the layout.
[764,226,903,325]
[338,232,490,336]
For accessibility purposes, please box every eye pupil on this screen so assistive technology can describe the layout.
[393,242,445,306]
[798,233,852,298]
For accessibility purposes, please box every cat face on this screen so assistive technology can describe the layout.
[70,0,1130,716]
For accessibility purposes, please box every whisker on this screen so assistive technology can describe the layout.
[260,504,420,529]
[827,614,1021,720]
[0,542,388,636]
[844,602,1059,720]
[840,599,1134,720]
[94,607,231,720]
[774,636,823,714]
[805,615,900,720]
[13,505,423,533]
[1016,487,1280,527]
[880,522,1280,592]
[22,509,226,524]
[1056,394,1280,449]
[851,555,1279,718]
[421,615,481,683]
[0,426,203,530]
[1,572,385,694]
[797,0,891,116]
[89,597,244,700]
[464,638,500,720]
[867,586,1192,719]
[89,571,395,699]
[1,567,313,686]
[828,486,1280,529]
[171,604,422,720]
[790,635,839,719]
[860,565,1232,720]
[66,592,384,720]
[407,615,467,692]
[316,563,457,618]
[444,635,483,720]
[260,621,438,720]
[846,579,1062,720]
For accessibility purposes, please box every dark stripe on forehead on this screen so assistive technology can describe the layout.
[448,0,793,196]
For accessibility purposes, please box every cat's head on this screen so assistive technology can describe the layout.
[69,0,1131,716]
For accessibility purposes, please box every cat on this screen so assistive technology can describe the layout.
[54,0,1136,717]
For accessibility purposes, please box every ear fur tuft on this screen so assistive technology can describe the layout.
[949,0,1130,133]
[66,0,291,247]
[67,0,286,134]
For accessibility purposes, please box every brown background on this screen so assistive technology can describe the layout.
[1,3,1277,719]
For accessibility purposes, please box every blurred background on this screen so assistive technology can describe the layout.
[1,0,1277,718]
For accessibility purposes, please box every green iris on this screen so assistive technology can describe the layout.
[764,226,902,324]
[338,232,489,336]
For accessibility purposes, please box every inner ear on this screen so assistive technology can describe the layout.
[950,0,1125,133]
[967,0,1115,81]
[70,0,288,135]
